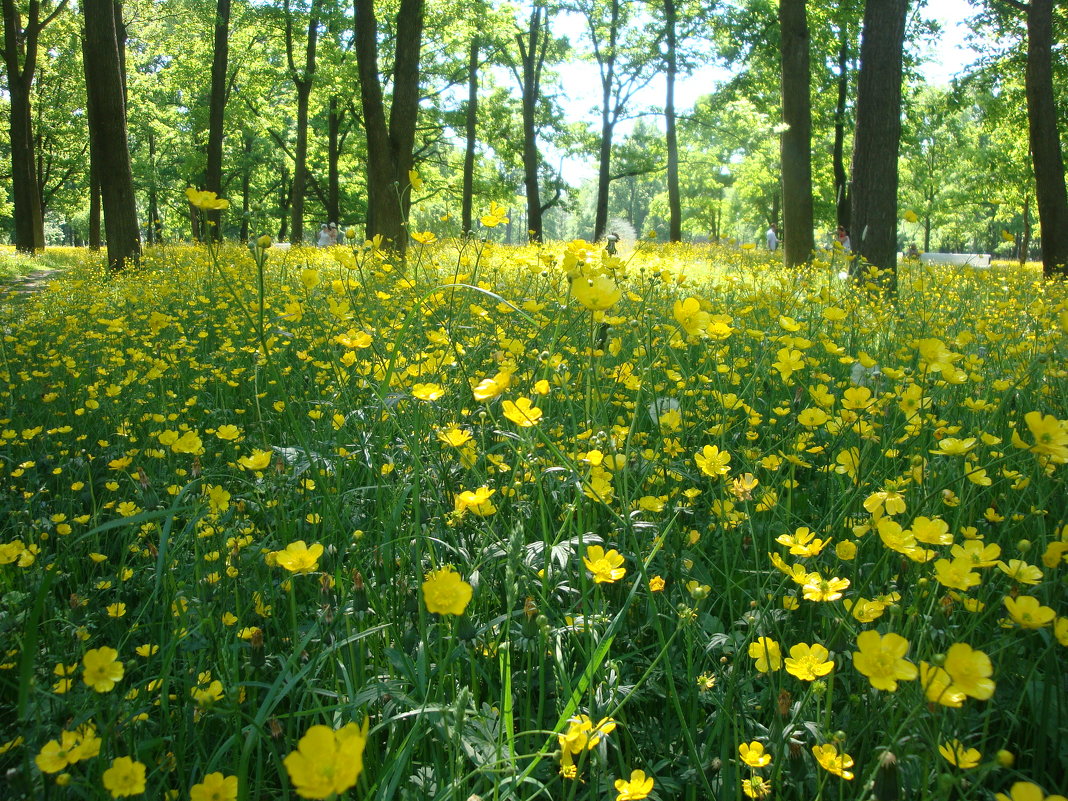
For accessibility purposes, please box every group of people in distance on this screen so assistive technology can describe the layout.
[317,222,339,247]
[765,224,852,252]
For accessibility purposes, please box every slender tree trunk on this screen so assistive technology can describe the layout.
[284,0,320,245]
[592,0,619,241]
[1024,0,1068,277]
[514,6,548,242]
[779,0,815,268]
[278,160,290,240]
[1020,192,1031,265]
[354,0,424,255]
[832,26,850,230]
[327,95,341,225]
[83,0,140,271]
[1,0,62,252]
[204,0,231,241]
[88,160,101,250]
[850,0,908,287]
[241,132,252,242]
[664,0,681,242]
[461,35,479,235]
[292,79,313,243]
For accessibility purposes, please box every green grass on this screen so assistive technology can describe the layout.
[0,236,1065,801]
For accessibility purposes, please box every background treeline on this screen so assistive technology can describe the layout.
[1,0,1065,265]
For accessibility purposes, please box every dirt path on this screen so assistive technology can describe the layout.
[0,266,63,298]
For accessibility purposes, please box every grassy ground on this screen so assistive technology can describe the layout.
[0,237,1065,801]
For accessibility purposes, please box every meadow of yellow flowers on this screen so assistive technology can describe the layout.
[0,223,1065,801]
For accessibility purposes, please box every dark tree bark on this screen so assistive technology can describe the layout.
[1021,0,1068,277]
[1019,192,1031,266]
[461,35,479,235]
[664,0,681,242]
[241,130,253,242]
[1,0,66,252]
[832,26,850,230]
[850,0,908,286]
[592,0,620,241]
[327,95,341,225]
[355,0,424,255]
[83,0,140,271]
[204,0,231,241]
[147,129,162,244]
[515,6,549,242]
[284,0,321,245]
[779,0,815,268]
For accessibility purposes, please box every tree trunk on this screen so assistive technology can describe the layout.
[327,95,341,225]
[1024,0,1068,277]
[148,130,161,244]
[832,26,850,231]
[779,0,815,268]
[461,35,479,235]
[515,5,548,242]
[850,0,908,286]
[355,0,424,255]
[83,0,140,271]
[88,160,101,250]
[278,159,290,240]
[664,0,681,242]
[592,0,619,241]
[241,132,252,242]
[1020,192,1031,265]
[204,0,231,242]
[1,0,62,252]
[284,0,321,245]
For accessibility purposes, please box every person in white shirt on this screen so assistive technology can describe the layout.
[766,224,778,251]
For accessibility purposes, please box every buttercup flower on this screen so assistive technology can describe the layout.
[190,773,239,801]
[274,541,323,574]
[812,743,854,780]
[939,740,980,769]
[422,566,473,615]
[748,637,782,673]
[283,719,368,799]
[583,545,626,584]
[738,741,771,768]
[502,397,543,427]
[943,642,995,700]
[83,647,124,693]
[852,630,917,691]
[102,756,146,798]
[784,642,834,681]
[614,769,654,801]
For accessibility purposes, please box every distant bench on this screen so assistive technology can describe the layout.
[919,252,991,268]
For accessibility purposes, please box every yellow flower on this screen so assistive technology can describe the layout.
[1022,411,1068,461]
[614,769,654,801]
[480,201,509,228]
[919,661,965,707]
[558,715,616,776]
[852,630,917,691]
[185,187,229,210]
[938,740,980,769]
[812,743,854,780]
[649,575,665,592]
[454,486,497,517]
[802,573,849,602]
[943,642,995,700]
[784,642,834,680]
[411,382,444,401]
[571,273,622,311]
[35,725,100,773]
[273,541,323,574]
[408,169,423,190]
[502,397,543,427]
[437,427,472,447]
[694,444,731,478]
[583,545,626,584]
[748,636,782,673]
[738,741,771,768]
[283,719,369,799]
[237,449,272,471]
[410,230,437,245]
[995,781,1068,801]
[673,297,710,336]
[1003,595,1055,629]
[422,566,473,615]
[83,647,124,693]
[102,756,146,798]
[742,776,772,798]
[997,559,1043,585]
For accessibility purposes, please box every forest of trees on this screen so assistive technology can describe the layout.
[1,0,1066,275]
